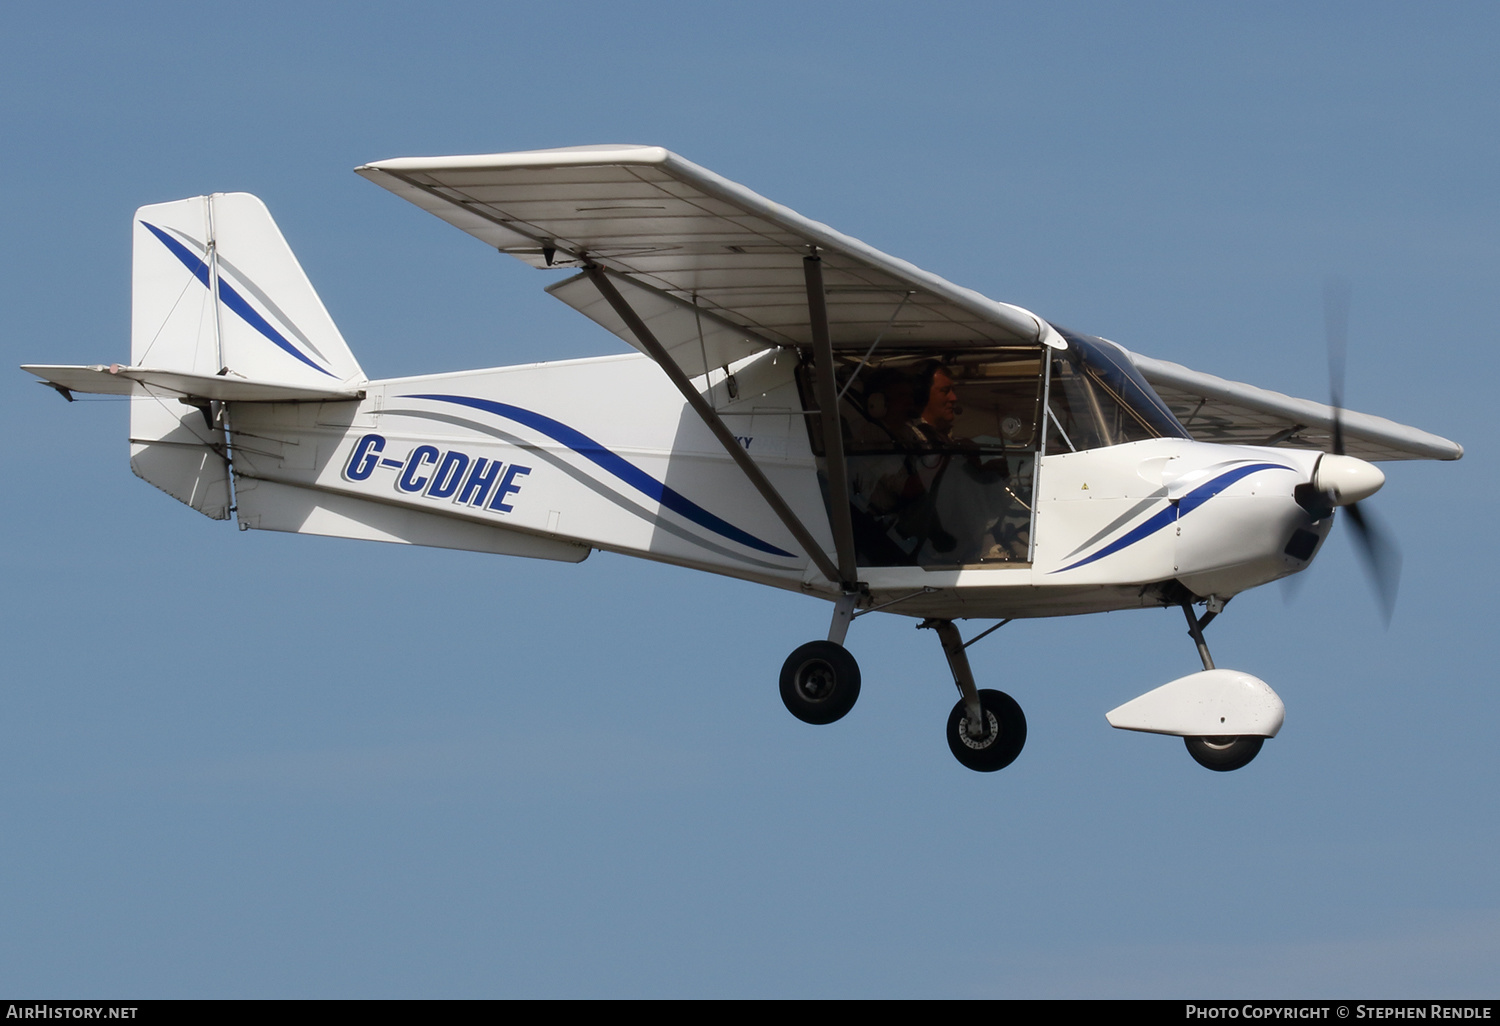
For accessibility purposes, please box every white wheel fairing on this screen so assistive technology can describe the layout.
[1105,669,1285,738]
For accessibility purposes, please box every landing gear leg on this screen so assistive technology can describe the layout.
[1179,599,1264,772]
[923,619,1026,772]
[1182,600,1216,671]
[827,591,858,647]
[779,593,862,725]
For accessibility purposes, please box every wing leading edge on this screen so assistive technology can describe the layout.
[355,145,1460,464]
[1128,351,1461,462]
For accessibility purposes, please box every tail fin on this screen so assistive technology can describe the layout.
[129,194,366,518]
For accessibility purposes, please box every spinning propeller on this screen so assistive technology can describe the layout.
[1300,278,1402,623]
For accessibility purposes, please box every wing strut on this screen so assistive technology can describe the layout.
[583,266,844,585]
[803,253,860,588]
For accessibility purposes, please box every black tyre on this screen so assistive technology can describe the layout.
[779,641,861,725]
[1184,734,1264,772]
[946,688,1026,772]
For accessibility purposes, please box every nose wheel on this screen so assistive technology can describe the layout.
[1177,601,1267,772]
[1184,734,1263,772]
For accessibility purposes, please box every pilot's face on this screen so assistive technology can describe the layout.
[923,368,958,433]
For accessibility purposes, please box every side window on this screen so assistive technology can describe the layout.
[798,347,1045,568]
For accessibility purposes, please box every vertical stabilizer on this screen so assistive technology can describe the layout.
[129,194,365,519]
[131,193,364,385]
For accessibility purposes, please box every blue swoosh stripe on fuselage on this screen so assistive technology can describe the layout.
[141,221,336,378]
[1052,462,1290,573]
[401,393,797,559]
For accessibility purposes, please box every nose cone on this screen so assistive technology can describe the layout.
[1313,454,1385,505]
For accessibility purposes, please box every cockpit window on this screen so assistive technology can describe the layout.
[1046,327,1190,452]
[800,347,1045,457]
[797,346,1044,568]
[790,331,1187,568]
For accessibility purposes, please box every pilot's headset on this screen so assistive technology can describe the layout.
[913,359,951,407]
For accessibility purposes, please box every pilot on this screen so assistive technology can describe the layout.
[907,361,1020,564]
[915,362,960,443]
[846,369,927,564]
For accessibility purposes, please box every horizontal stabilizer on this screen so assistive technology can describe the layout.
[23,364,363,403]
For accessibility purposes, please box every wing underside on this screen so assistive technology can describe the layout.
[1129,352,1461,462]
[355,145,1460,465]
[355,145,1062,356]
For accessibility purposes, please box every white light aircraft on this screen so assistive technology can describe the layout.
[25,146,1463,774]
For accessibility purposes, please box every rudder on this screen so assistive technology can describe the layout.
[128,194,366,519]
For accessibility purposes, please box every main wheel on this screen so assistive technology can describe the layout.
[779,641,861,725]
[946,689,1026,772]
[1184,734,1264,772]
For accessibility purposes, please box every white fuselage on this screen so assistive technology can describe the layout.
[226,350,1332,620]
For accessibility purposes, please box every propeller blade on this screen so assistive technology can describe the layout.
[1324,276,1351,456]
[1344,501,1402,625]
[1313,278,1400,622]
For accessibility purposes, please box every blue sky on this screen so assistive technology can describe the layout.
[2,1,1495,997]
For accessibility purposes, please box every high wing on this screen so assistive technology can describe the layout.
[1126,350,1462,462]
[356,145,1460,464]
[355,144,1065,379]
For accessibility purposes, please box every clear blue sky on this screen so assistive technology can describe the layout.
[2,0,1494,997]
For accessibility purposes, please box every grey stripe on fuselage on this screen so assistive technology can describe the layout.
[380,407,795,572]
[1058,488,1169,562]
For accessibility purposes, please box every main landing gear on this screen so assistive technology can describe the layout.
[924,619,1026,772]
[779,594,861,725]
[779,640,861,724]
[777,594,1026,774]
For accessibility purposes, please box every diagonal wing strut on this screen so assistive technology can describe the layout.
[584,265,848,586]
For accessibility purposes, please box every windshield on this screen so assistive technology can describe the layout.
[1046,327,1190,451]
